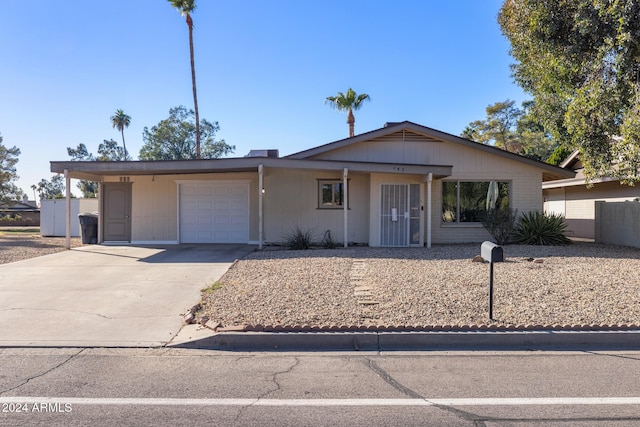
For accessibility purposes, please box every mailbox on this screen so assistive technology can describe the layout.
[481,241,503,263]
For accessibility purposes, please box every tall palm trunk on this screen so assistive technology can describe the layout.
[120,129,128,160]
[186,13,201,159]
[347,109,355,137]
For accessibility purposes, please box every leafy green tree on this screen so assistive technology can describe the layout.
[97,139,127,161]
[111,109,131,160]
[169,0,201,159]
[66,141,127,197]
[499,0,640,183]
[35,175,65,200]
[139,106,234,160]
[325,88,371,137]
[67,143,95,161]
[546,144,572,167]
[0,133,23,203]
[462,99,556,161]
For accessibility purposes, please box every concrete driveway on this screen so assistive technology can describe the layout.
[0,244,255,347]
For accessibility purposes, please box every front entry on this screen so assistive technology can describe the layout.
[380,183,422,247]
[103,183,132,242]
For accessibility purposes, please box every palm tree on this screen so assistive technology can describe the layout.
[325,88,371,137]
[169,0,201,159]
[110,109,131,160]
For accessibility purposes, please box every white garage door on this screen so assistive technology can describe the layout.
[179,181,249,243]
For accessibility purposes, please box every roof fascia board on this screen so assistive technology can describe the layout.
[50,157,453,179]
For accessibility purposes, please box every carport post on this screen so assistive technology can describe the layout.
[426,172,432,248]
[64,169,71,250]
[343,168,348,248]
[258,164,264,250]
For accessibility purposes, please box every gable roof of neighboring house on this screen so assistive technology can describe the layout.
[542,150,622,189]
[0,201,39,213]
[287,121,573,181]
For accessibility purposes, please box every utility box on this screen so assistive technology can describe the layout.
[481,241,503,263]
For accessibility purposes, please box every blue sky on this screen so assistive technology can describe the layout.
[1,0,527,197]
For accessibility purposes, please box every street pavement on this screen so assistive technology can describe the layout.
[1,348,640,426]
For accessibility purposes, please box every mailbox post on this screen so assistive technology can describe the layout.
[481,241,503,320]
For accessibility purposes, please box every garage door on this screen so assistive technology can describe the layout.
[179,181,249,243]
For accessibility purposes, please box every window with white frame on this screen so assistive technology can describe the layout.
[442,180,510,223]
[318,179,346,208]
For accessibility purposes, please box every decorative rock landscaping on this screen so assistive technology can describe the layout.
[199,243,640,330]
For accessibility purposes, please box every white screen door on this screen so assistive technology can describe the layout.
[380,184,422,247]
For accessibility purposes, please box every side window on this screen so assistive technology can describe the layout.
[318,180,345,208]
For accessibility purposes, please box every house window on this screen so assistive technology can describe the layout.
[442,181,510,223]
[318,180,346,208]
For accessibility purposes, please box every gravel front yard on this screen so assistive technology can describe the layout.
[200,243,640,329]
[0,228,82,264]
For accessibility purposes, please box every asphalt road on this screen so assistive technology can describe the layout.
[1,348,639,426]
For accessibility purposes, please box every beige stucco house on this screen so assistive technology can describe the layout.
[51,121,573,248]
[543,150,640,240]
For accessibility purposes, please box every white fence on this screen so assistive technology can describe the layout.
[40,199,99,237]
[595,201,640,248]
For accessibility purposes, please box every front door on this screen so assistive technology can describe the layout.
[380,183,422,247]
[103,183,132,242]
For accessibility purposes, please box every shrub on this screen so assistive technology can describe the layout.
[481,208,518,245]
[513,211,572,245]
[284,227,314,250]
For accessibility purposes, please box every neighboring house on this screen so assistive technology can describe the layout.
[543,150,640,240]
[0,196,40,226]
[50,121,573,248]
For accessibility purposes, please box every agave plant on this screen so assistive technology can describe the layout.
[513,211,572,245]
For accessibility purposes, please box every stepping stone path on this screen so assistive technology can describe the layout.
[350,259,378,305]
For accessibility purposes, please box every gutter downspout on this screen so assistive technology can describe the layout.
[64,169,70,250]
[258,164,264,250]
[427,172,432,249]
[343,168,348,248]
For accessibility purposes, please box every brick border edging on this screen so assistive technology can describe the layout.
[211,323,640,333]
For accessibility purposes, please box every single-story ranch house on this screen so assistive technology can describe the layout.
[51,121,574,248]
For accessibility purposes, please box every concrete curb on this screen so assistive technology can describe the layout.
[170,329,640,351]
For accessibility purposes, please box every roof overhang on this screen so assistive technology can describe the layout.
[50,157,453,181]
[542,175,618,189]
[286,121,576,182]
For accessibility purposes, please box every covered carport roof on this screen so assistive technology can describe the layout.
[51,157,453,181]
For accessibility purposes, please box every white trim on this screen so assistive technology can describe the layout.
[343,168,348,248]
[175,179,251,184]
[100,241,132,246]
[258,164,264,249]
[97,181,103,243]
[64,169,70,250]
[542,175,617,189]
[427,173,432,248]
[131,240,179,245]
